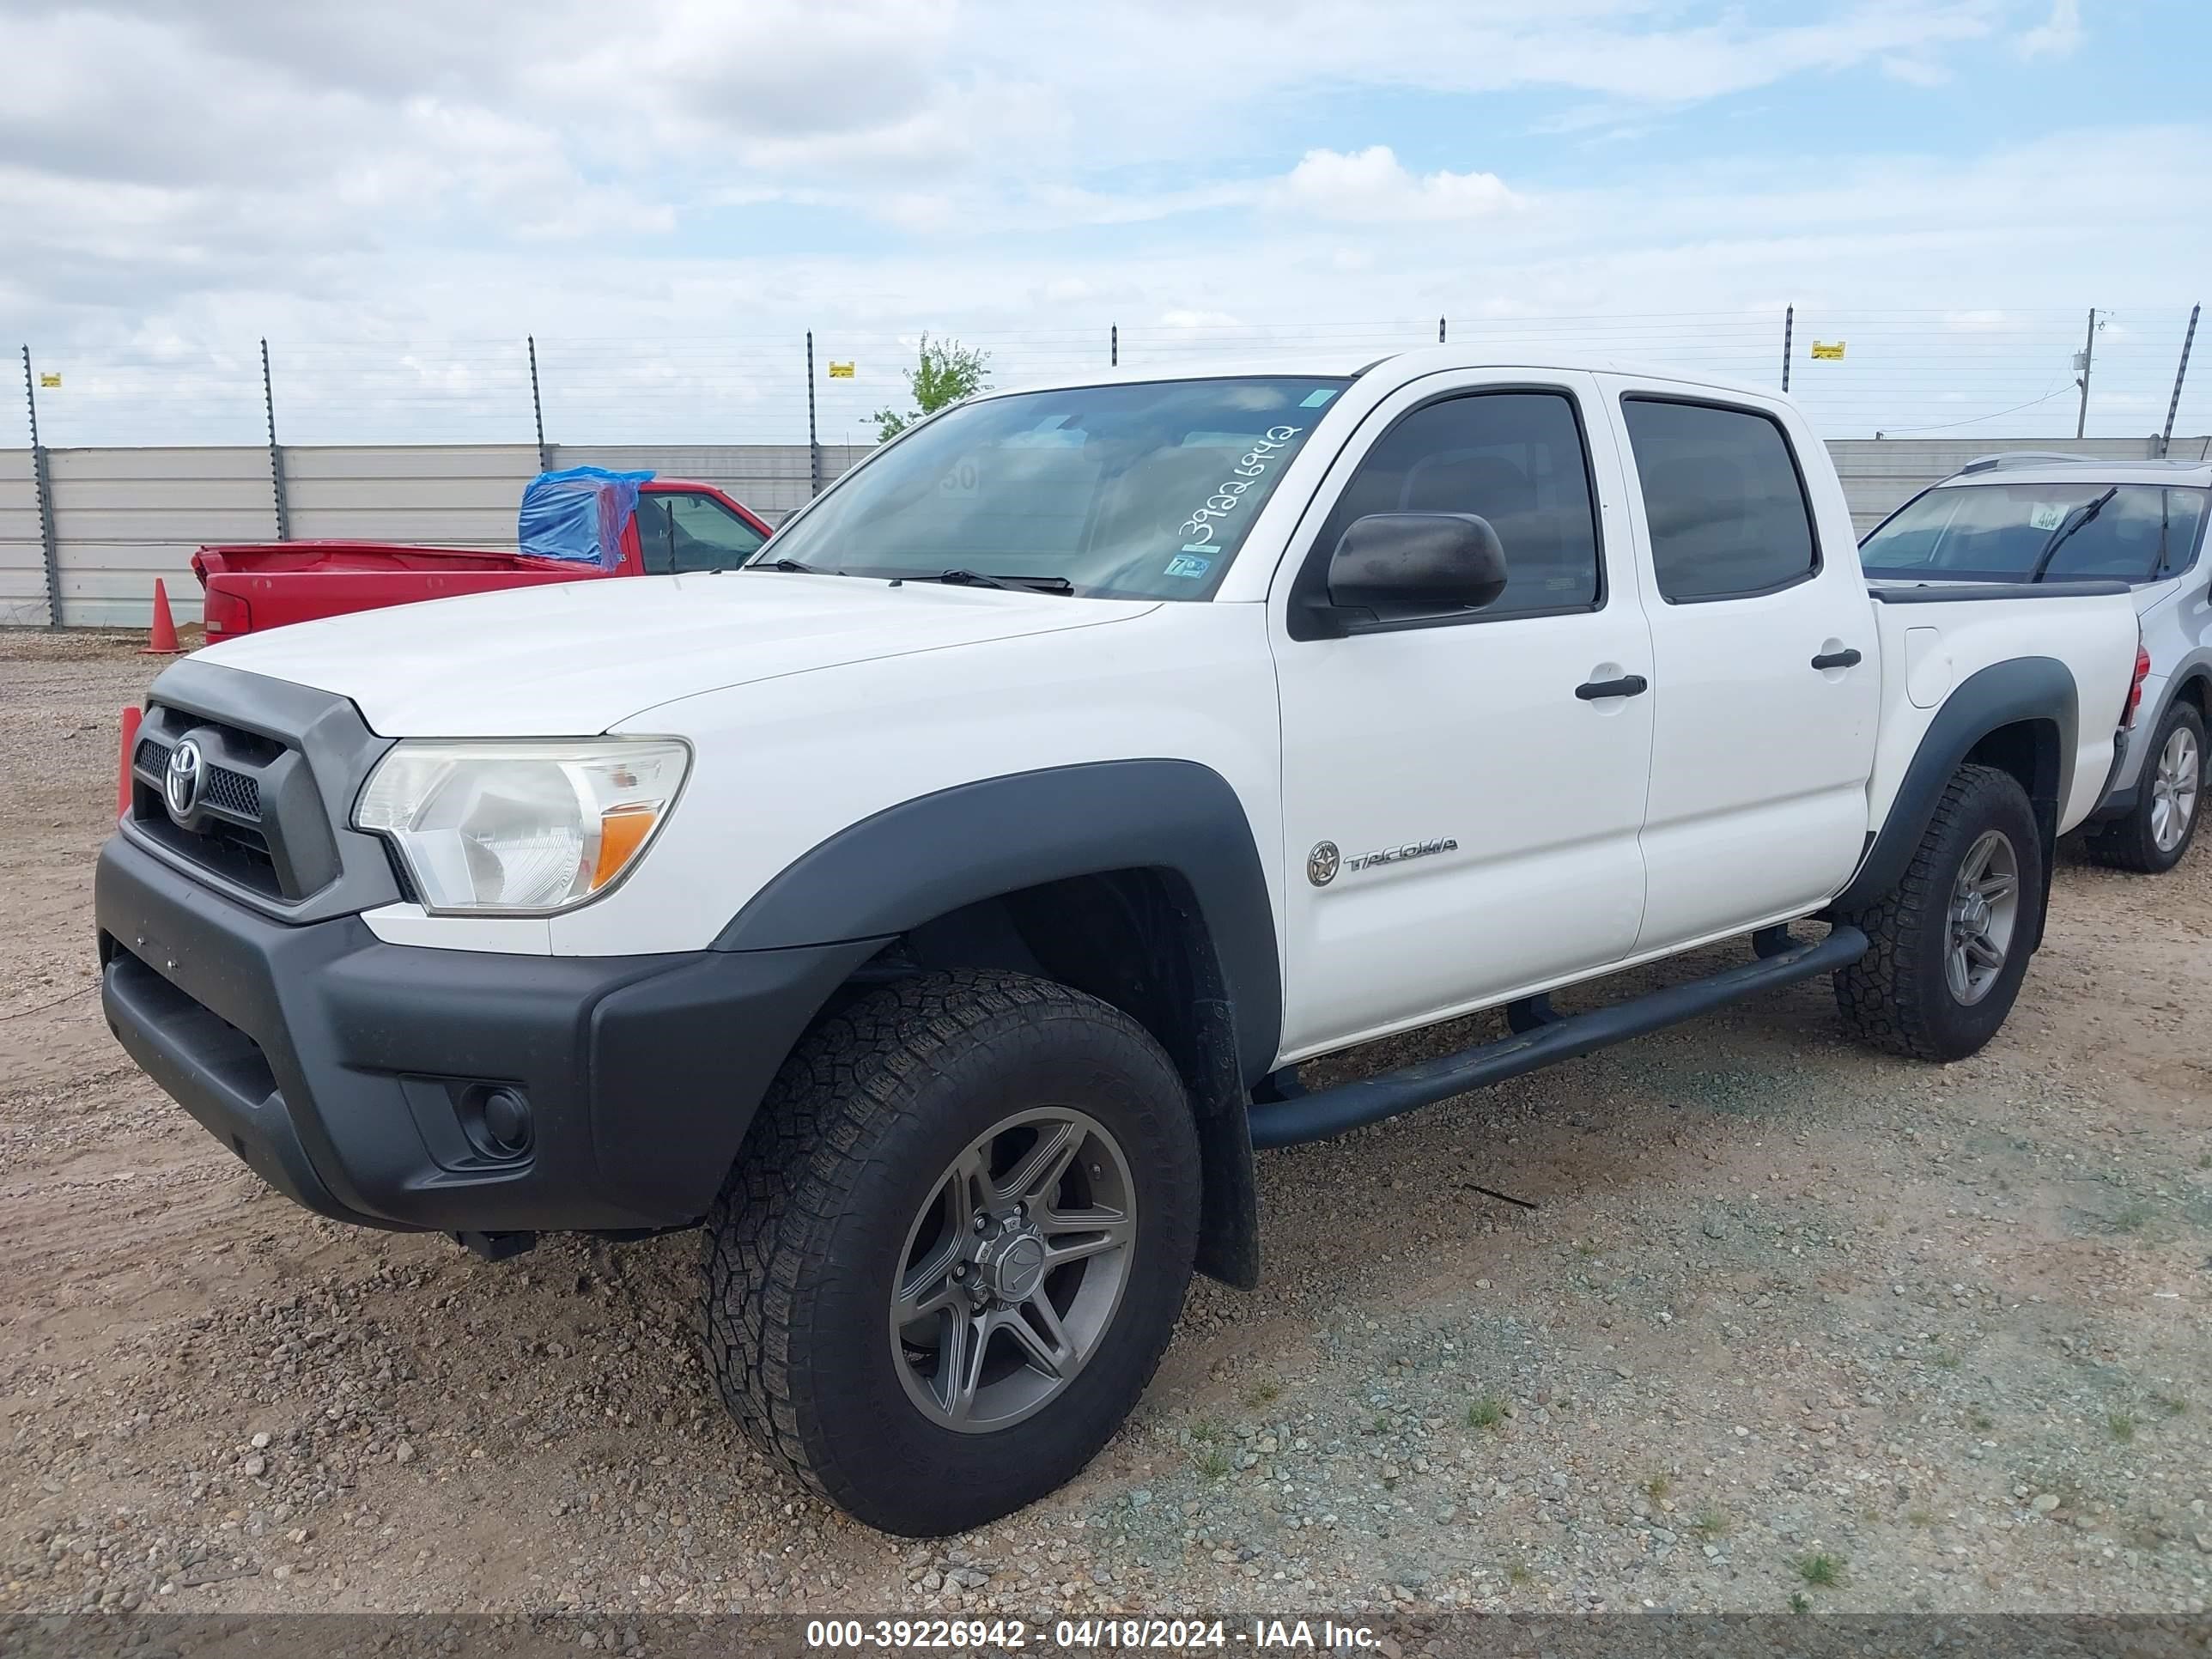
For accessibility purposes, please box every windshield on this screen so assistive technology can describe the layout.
[1861,482,2208,584]
[757,376,1348,598]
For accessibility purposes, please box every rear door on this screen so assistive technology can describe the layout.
[1601,380,1880,949]
[1269,371,1656,1057]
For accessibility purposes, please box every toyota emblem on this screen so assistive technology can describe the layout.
[165,738,205,822]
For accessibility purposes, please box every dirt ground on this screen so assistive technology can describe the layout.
[2,628,2207,1626]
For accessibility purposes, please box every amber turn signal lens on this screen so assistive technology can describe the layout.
[590,805,661,891]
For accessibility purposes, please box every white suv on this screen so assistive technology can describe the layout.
[1861,453,2209,872]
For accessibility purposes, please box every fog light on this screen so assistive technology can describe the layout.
[476,1087,532,1159]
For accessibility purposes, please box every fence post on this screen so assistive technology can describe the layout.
[21,345,61,628]
[1781,305,1794,393]
[805,332,822,496]
[2160,304,2198,457]
[260,339,291,540]
[1110,324,1118,368]
[527,335,552,472]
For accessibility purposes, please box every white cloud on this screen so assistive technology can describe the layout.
[2016,0,2083,58]
[1881,55,1951,86]
[1278,147,1522,224]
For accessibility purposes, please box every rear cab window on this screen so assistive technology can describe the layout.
[1620,398,1820,603]
[1860,482,2209,584]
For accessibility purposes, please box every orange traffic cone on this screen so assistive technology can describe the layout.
[142,579,182,654]
[118,706,143,817]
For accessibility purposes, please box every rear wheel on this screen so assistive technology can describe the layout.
[1834,763,2044,1062]
[2087,702,2203,874]
[702,969,1199,1536]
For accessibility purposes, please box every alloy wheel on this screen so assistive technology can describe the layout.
[889,1107,1136,1432]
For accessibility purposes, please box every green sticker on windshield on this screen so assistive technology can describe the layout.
[1300,388,1340,408]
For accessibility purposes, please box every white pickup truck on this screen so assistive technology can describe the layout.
[98,349,2143,1536]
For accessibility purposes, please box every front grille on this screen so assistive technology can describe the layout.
[121,661,400,924]
[135,736,262,821]
[130,707,329,902]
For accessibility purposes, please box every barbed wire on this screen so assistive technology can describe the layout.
[15,306,2207,449]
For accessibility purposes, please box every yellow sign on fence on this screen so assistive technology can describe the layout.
[826,361,856,379]
[1809,341,1845,361]
[38,373,60,387]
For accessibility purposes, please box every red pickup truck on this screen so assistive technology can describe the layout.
[193,478,774,640]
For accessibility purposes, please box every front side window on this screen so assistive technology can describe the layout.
[1860,482,2208,584]
[757,377,1347,599]
[1304,389,1602,623]
[1622,398,1819,603]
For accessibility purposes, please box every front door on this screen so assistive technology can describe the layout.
[1270,374,1656,1060]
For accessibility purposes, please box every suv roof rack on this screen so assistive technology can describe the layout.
[1955,451,2096,475]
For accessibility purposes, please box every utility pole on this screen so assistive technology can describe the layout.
[2074,307,2100,440]
[1781,305,1795,392]
[2161,304,2199,457]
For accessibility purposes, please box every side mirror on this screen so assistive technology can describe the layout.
[1325,512,1509,615]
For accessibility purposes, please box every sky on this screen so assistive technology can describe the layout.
[5,0,2212,447]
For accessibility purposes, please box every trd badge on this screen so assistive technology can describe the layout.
[1306,842,1340,887]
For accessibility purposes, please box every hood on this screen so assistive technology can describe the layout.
[194,572,1157,735]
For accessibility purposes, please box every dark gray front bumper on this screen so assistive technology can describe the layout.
[97,834,880,1234]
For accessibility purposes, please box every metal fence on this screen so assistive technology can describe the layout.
[18,305,2209,453]
[5,433,2203,630]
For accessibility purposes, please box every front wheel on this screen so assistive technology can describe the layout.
[2087,701,2203,874]
[702,969,1199,1536]
[1833,763,2045,1062]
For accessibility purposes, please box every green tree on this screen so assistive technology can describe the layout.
[872,333,991,442]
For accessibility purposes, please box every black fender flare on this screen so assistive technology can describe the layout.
[1832,656,2077,917]
[716,759,1284,1086]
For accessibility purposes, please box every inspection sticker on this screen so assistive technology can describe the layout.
[1165,553,1212,579]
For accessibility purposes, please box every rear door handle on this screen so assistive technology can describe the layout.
[1575,674,1650,701]
[1811,648,1863,670]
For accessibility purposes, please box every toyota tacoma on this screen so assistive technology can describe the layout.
[98,350,2144,1536]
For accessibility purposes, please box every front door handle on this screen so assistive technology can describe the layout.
[1575,673,1650,701]
[1811,647,1863,671]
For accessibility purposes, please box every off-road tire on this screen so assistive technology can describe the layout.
[2086,701,2203,874]
[1833,763,2043,1062]
[702,969,1200,1537]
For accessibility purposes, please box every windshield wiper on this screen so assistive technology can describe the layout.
[931,568,1075,595]
[741,557,830,574]
[2026,488,2117,582]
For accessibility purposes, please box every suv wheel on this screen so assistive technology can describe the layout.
[703,969,1199,1536]
[2088,701,2203,874]
[1834,763,2045,1062]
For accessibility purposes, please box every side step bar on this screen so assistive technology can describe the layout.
[1247,926,1868,1151]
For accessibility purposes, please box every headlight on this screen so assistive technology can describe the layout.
[354,739,690,915]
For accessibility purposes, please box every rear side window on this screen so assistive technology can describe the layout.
[1622,398,1819,602]
[1308,389,1603,622]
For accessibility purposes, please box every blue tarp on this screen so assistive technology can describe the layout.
[518,466,654,568]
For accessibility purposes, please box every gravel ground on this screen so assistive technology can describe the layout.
[2,628,2208,1626]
